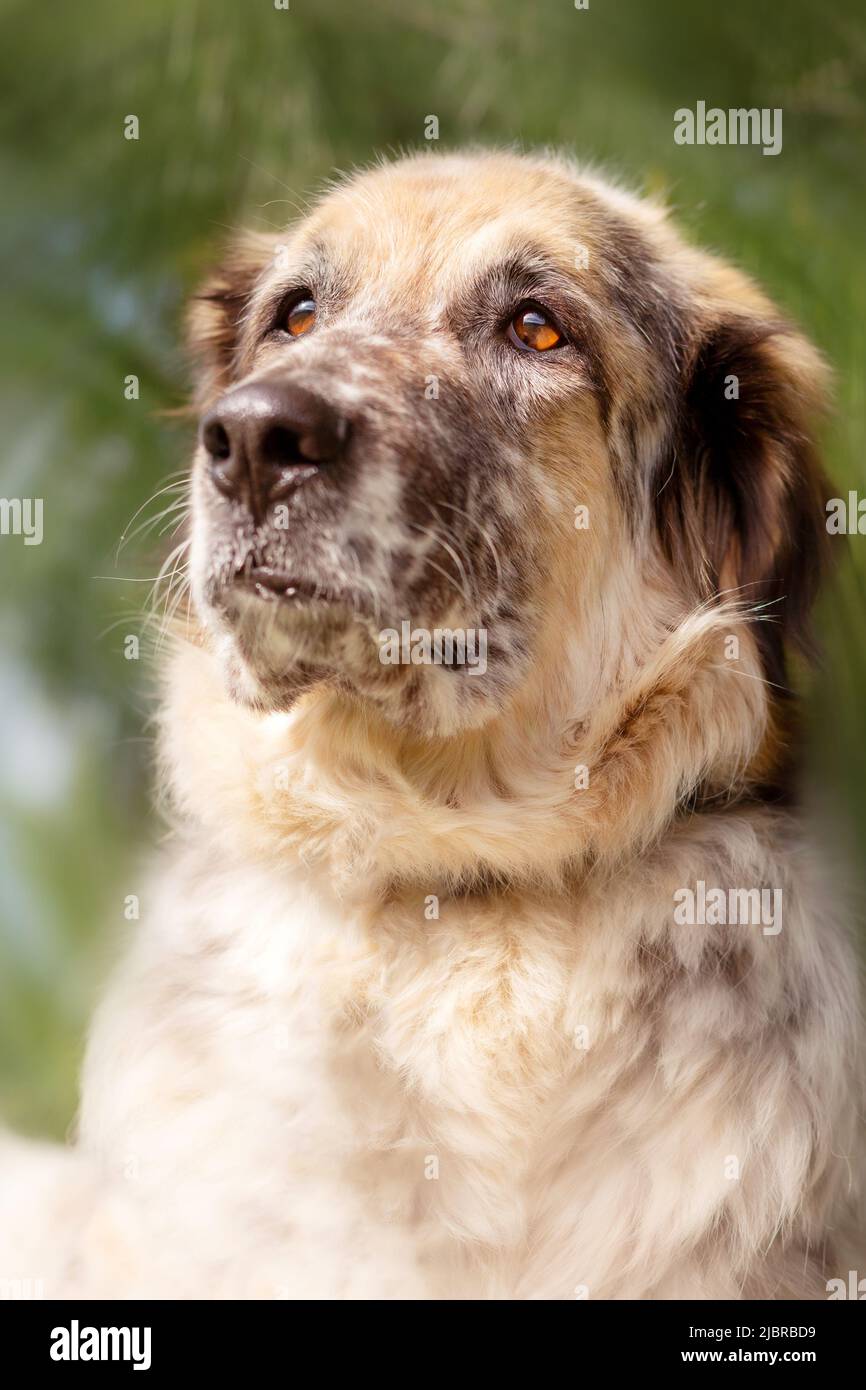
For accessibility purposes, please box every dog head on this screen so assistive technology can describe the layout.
[186,150,829,745]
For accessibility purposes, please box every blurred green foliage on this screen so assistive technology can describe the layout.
[1,0,864,1136]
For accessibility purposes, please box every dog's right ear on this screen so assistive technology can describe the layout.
[185,232,275,406]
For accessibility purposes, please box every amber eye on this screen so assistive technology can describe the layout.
[508,304,564,353]
[285,296,316,338]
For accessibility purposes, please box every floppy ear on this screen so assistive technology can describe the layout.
[185,232,274,406]
[655,303,833,688]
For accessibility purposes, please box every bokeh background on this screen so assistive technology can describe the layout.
[1,0,865,1137]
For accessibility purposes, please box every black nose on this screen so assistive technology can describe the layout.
[200,380,348,518]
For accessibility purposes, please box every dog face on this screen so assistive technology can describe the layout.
[187,151,829,740]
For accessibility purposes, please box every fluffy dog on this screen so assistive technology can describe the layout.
[1,150,863,1299]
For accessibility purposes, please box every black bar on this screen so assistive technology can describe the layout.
[0,1297,861,1374]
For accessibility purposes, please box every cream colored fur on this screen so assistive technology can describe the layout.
[1,611,861,1298]
[1,152,863,1300]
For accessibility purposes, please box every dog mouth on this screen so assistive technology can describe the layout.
[229,565,345,607]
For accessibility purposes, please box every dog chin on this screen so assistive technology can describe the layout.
[205,589,389,714]
[202,578,510,733]
[223,650,326,713]
[207,594,347,708]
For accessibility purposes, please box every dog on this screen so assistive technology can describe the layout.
[1,149,863,1299]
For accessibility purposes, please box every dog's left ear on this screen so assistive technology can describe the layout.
[655,295,833,686]
[185,232,275,407]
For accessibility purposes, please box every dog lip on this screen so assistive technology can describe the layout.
[233,566,337,602]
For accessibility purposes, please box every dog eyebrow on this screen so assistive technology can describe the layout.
[259,240,348,314]
[285,240,332,289]
[464,245,573,303]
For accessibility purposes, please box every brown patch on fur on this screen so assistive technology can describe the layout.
[186,232,275,406]
[655,315,833,695]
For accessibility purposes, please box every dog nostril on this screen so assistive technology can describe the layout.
[260,425,304,469]
[202,420,231,461]
[258,421,345,468]
[297,424,344,463]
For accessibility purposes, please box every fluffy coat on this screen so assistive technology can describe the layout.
[0,151,862,1299]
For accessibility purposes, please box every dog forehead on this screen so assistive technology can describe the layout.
[293,155,592,291]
